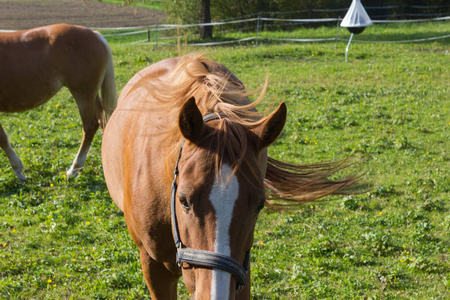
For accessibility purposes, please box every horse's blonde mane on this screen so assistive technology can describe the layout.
[137,54,270,178]
[147,54,269,135]
[136,54,369,208]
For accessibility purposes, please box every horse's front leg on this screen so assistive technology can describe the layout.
[0,123,26,181]
[139,247,180,300]
[67,93,100,176]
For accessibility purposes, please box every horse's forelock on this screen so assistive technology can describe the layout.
[144,55,270,177]
[199,118,262,185]
[167,55,265,122]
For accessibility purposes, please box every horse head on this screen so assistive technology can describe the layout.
[171,97,286,299]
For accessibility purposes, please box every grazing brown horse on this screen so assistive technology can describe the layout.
[0,24,117,180]
[102,55,365,299]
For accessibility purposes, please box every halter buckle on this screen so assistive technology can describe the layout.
[176,243,184,268]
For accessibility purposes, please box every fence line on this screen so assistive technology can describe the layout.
[1,14,448,33]
[89,15,449,32]
[338,34,450,44]
[1,15,448,47]
[124,30,450,48]
[235,4,450,16]
[372,16,450,23]
[92,14,449,47]
[101,16,449,49]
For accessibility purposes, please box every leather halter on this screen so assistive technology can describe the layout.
[170,113,250,292]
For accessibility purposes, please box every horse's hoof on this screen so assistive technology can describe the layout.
[15,172,27,182]
[66,168,79,177]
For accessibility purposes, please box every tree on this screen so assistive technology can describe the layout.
[199,0,213,39]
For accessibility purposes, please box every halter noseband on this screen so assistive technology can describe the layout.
[170,113,250,293]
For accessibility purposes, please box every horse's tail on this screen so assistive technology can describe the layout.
[97,33,117,130]
[264,156,370,210]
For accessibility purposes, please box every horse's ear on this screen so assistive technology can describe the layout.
[179,97,203,143]
[253,102,287,151]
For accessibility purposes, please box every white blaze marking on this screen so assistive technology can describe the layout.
[209,164,239,300]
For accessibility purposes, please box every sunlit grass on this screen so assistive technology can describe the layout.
[1,22,449,298]
[88,0,164,11]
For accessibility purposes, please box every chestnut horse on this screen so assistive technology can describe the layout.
[102,55,364,299]
[0,24,117,180]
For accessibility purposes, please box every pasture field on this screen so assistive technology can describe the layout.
[0,0,164,30]
[89,0,164,11]
[1,22,449,299]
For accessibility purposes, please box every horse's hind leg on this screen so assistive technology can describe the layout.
[66,92,100,176]
[139,247,179,300]
[0,123,26,181]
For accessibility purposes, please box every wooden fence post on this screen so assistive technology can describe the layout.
[155,24,159,49]
[255,14,260,48]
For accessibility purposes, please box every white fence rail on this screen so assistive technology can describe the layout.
[91,15,449,47]
[1,7,448,47]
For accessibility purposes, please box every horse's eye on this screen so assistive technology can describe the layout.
[179,196,190,210]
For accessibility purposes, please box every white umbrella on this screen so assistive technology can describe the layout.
[341,0,373,33]
[340,0,373,61]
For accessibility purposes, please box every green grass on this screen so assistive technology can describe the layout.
[88,0,164,11]
[1,22,449,299]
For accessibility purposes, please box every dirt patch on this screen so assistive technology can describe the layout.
[0,0,165,30]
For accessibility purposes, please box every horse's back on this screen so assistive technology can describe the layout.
[117,58,179,104]
[0,24,109,112]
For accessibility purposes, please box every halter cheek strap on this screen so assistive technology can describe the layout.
[170,113,250,292]
[202,112,228,123]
